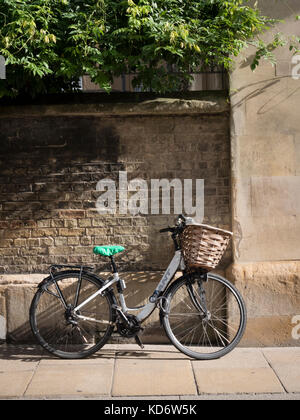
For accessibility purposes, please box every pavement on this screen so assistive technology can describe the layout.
[0,343,300,400]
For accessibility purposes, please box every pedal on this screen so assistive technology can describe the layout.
[134,334,144,349]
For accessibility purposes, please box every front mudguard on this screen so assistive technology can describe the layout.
[158,271,209,325]
[158,274,188,326]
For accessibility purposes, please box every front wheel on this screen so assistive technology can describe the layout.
[162,273,247,360]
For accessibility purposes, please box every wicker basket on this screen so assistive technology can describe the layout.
[180,224,232,271]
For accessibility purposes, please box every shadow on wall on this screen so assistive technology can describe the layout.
[0,118,124,273]
[0,109,232,274]
[230,76,300,115]
[0,116,178,273]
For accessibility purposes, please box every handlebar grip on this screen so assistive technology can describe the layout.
[159,227,172,233]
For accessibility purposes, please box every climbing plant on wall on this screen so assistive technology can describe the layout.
[0,0,299,97]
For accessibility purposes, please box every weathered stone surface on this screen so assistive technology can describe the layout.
[230,2,300,263]
[227,262,300,346]
[0,315,6,340]
[5,285,37,343]
[228,1,300,347]
[0,274,45,285]
[0,289,7,340]
[0,93,229,117]
[241,316,296,347]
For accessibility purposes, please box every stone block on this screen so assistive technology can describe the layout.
[25,362,114,397]
[192,347,284,393]
[0,315,6,340]
[5,285,37,343]
[263,347,300,392]
[193,367,283,394]
[112,358,197,396]
[0,371,34,397]
[226,262,300,346]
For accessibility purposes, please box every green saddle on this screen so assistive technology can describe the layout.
[93,245,125,257]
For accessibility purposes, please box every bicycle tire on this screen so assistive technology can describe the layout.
[162,273,247,360]
[30,271,116,359]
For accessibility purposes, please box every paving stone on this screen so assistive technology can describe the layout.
[0,344,298,398]
[263,347,300,392]
[182,393,300,400]
[192,347,269,369]
[0,345,42,371]
[114,344,188,359]
[25,361,114,397]
[39,349,117,366]
[112,358,196,396]
[0,371,33,397]
[192,348,284,394]
[0,358,39,372]
[192,367,284,394]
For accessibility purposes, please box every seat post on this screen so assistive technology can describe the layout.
[109,256,118,273]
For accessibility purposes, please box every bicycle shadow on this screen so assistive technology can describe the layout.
[0,343,117,362]
[0,343,190,362]
[114,349,191,360]
[0,343,47,362]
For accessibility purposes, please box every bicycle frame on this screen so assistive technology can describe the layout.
[73,250,185,324]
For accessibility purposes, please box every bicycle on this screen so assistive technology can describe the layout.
[29,215,247,360]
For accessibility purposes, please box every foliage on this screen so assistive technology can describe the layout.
[0,0,298,97]
[0,0,107,97]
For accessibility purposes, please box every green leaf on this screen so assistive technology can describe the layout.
[0,0,296,96]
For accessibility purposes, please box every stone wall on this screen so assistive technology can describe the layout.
[0,93,231,342]
[229,0,300,346]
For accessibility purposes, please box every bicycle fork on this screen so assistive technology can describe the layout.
[186,274,210,320]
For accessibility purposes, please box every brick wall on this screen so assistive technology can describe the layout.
[0,94,231,275]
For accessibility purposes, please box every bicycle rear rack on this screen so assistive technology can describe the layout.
[49,264,94,273]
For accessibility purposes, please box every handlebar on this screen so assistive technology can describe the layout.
[159,215,187,234]
[159,227,175,233]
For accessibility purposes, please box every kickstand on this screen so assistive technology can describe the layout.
[134,335,144,349]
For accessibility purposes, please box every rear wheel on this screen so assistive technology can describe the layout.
[162,273,247,360]
[30,271,115,359]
